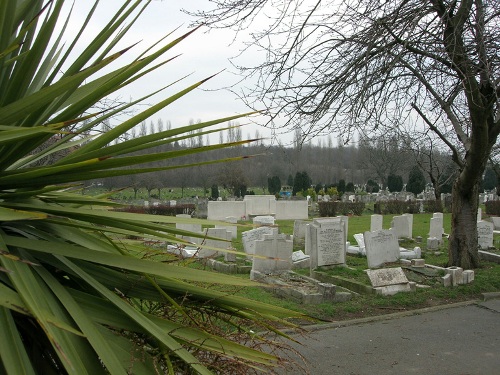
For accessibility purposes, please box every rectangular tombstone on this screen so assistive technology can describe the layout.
[429,217,444,243]
[477,221,494,250]
[175,214,201,234]
[391,215,412,238]
[306,218,346,269]
[251,232,293,279]
[477,207,482,222]
[215,216,238,239]
[253,215,275,226]
[367,267,409,287]
[337,215,349,244]
[364,229,400,268]
[198,228,232,258]
[242,226,276,257]
[370,214,383,232]
[403,214,413,238]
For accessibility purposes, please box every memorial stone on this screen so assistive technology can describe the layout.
[215,216,238,239]
[306,218,346,269]
[242,226,275,257]
[250,232,293,280]
[198,228,232,258]
[370,214,383,232]
[429,217,443,244]
[253,215,275,226]
[477,221,494,250]
[364,229,400,268]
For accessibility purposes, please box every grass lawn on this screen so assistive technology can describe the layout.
[196,214,500,322]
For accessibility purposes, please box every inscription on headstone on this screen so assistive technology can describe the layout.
[306,218,346,269]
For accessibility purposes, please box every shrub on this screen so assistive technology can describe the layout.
[485,200,500,216]
[318,201,365,216]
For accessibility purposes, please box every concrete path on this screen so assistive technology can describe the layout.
[281,300,500,375]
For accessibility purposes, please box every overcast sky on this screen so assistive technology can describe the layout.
[59,1,280,144]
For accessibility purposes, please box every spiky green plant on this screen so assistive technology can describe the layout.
[0,1,303,374]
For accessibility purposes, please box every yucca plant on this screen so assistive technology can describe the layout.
[0,1,304,374]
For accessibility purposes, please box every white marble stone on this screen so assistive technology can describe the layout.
[364,229,400,268]
[477,221,494,250]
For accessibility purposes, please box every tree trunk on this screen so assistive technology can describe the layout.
[448,178,481,269]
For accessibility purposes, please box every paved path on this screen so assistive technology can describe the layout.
[281,300,500,375]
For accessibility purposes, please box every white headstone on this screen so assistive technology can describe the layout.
[242,226,275,257]
[250,232,293,279]
[353,233,365,251]
[477,221,494,250]
[253,215,275,226]
[215,216,238,239]
[370,214,383,232]
[364,229,400,268]
[391,215,412,238]
[429,217,443,243]
[306,218,346,269]
[477,207,482,222]
[337,215,349,244]
[367,267,409,287]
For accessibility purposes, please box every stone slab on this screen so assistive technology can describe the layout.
[366,267,409,287]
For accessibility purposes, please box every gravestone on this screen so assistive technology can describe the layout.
[292,250,310,269]
[175,214,203,242]
[429,217,443,244]
[370,214,383,232]
[253,215,275,226]
[198,228,232,258]
[293,220,311,247]
[337,215,349,244]
[477,207,482,222]
[477,221,494,250]
[364,229,400,268]
[403,214,413,238]
[250,232,293,280]
[242,226,275,257]
[367,267,412,295]
[391,215,412,238]
[215,216,238,239]
[353,233,366,253]
[305,218,346,269]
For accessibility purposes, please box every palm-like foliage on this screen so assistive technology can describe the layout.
[0,1,302,374]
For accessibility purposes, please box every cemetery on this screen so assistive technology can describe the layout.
[149,194,500,316]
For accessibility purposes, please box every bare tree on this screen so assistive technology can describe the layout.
[190,0,500,268]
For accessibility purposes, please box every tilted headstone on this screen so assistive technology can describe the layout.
[306,218,346,269]
[477,221,494,250]
[242,226,275,257]
[198,228,232,258]
[364,229,400,268]
[367,267,411,295]
[370,214,383,232]
[253,215,275,226]
[250,232,293,280]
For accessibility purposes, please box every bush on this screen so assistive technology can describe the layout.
[115,204,196,216]
[485,200,500,215]
[318,201,365,216]
[375,200,420,214]
[423,200,443,213]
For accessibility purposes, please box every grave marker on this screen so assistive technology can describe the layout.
[250,232,293,280]
[477,221,494,250]
[306,218,346,269]
[364,229,400,268]
[370,214,383,232]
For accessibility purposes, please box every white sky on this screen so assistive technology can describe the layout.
[59,1,280,144]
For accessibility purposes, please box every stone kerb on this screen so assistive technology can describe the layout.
[477,221,494,250]
[306,218,346,270]
[364,229,400,268]
[250,232,293,280]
